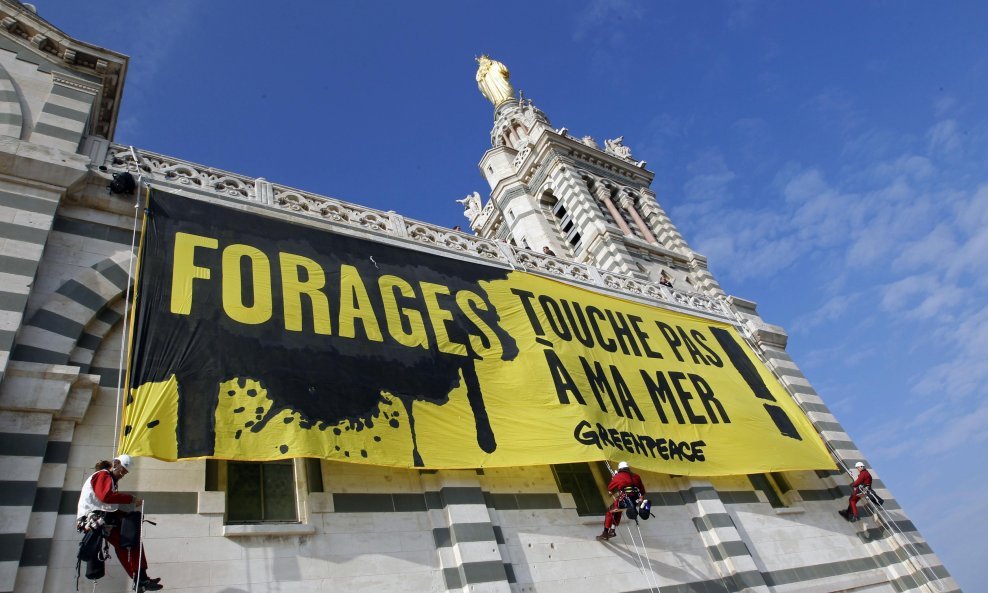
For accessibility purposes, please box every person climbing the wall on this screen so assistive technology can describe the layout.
[76,455,162,591]
[838,461,872,523]
[597,461,646,540]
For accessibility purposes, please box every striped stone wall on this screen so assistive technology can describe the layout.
[0,186,63,387]
[10,251,132,368]
[0,61,22,138]
[731,301,959,592]
[28,73,96,153]
[0,364,98,593]
[0,202,132,592]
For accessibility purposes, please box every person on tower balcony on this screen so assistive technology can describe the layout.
[597,461,647,540]
[76,455,162,591]
[838,461,872,522]
[659,271,673,287]
[542,245,556,256]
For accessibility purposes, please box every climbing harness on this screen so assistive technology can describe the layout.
[75,512,110,591]
[601,461,659,593]
[725,305,945,593]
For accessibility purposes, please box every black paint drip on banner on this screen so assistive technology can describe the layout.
[129,190,519,464]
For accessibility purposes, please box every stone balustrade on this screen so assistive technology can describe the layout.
[101,144,733,321]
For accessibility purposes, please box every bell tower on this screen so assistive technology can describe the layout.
[464,56,723,297]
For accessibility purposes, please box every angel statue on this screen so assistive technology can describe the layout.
[476,55,515,106]
[604,136,633,160]
[456,191,483,220]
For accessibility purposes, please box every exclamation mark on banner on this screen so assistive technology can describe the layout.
[709,327,802,441]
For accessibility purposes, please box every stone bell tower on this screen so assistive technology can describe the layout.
[464,55,723,297]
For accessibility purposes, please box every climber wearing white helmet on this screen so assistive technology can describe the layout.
[77,455,162,591]
[597,461,647,541]
[838,461,873,523]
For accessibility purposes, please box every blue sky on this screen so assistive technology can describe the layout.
[46,1,985,588]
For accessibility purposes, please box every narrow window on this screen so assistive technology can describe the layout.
[552,463,608,516]
[769,472,792,495]
[748,473,786,508]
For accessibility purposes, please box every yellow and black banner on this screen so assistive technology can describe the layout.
[121,189,834,475]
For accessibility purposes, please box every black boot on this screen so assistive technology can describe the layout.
[135,574,163,591]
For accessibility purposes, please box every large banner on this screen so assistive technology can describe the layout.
[120,190,834,475]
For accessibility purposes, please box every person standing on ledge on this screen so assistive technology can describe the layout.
[597,461,646,540]
[77,455,162,591]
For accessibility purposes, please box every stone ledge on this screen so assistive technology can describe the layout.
[222,523,316,538]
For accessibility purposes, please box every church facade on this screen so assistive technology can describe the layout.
[0,3,960,593]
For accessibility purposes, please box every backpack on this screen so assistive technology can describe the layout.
[866,488,885,507]
[77,528,104,562]
[85,558,105,580]
[120,511,142,549]
[75,526,109,589]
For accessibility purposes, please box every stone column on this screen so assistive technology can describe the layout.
[617,191,657,244]
[591,183,633,236]
[0,363,97,593]
[421,471,511,593]
[547,167,638,276]
[0,139,88,400]
[681,479,771,593]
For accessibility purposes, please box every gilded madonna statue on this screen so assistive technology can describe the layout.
[476,55,515,106]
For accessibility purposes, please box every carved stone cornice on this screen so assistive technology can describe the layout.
[51,71,100,95]
[0,0,128,140]
[98,143,735,323]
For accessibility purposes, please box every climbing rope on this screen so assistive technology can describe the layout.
[112,148,146,457]
[604,460,659,592]
[627,519,659,593]
[725,305,945,593]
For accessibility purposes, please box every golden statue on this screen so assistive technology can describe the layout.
[476,55,515,106]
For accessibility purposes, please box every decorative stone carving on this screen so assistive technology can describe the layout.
[580,136,598,149]
[604,136,632,160]
[456,191,482,221]
[512,147,531,169]
[98,143,730,321]
[474,201,495,228]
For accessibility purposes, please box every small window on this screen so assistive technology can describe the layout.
[552,463,608,516]
[227,460,297,523]
[748,473,786,508]
[206,459,323,524]
[769,472,792,495]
